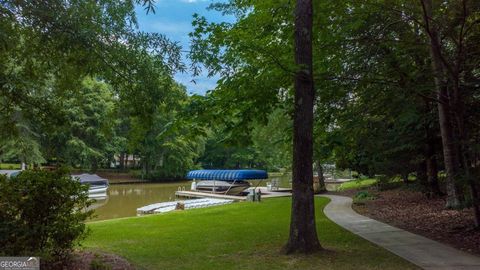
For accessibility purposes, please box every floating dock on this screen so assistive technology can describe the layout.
[137,198,234,215]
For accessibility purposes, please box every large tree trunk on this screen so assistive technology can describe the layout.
[423,101,442,197]
[417,160,429,191]
[425,137,442,196]
[426,142,442,197]
[284,0,322,254]
[421,0,463,208]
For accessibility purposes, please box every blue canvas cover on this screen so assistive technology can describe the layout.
[186,169,268,181]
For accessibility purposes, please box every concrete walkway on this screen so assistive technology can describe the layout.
[320,194,480,270]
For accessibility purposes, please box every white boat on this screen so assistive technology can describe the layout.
[187,169,267,195]
[88,185,108,194]
[195,180,250,195]
[72,174,109,198]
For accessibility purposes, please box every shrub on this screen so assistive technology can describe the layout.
[0,168,93,262]
[376,175,404,191]
[353,190,376,205]
[337,178,377,191]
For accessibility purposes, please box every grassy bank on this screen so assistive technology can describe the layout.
[0,163,21,169]
[337,178,378,191]
[84,197,417,270]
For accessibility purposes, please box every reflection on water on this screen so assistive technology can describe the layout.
[90,182,189,221]
[90,173,341,221]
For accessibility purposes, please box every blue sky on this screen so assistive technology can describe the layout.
[135,0,233,95]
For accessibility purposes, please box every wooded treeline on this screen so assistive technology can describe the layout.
[0,1,290,179]
[0,1,193,178]
[189,0,480,227]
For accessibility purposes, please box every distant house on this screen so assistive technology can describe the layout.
[112,154,140,169]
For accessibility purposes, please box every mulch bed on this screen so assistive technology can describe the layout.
[50,251,136,270]
[339,188,480,256]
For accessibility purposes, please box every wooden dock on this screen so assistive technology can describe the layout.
[175,187,292,201]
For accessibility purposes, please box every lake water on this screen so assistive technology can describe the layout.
[89,173,341,221]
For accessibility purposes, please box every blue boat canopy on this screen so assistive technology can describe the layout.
[186,169,268,181]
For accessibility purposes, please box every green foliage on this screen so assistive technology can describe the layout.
[189,0,480,190]
[0,169,93,261]
[251,108,292,170]
[1,0,183,117]
[376,176,405,191]
[46,77,117,169]
[0,1,189,177]
[337,179,378,191]
[0,115,46,165]
[126,83,207,179]
[189,0,295,147]
[353,191,377,205]
[195,107,291,171]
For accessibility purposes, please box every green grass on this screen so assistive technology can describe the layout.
[337,178,378,191]
[268,172,284,177]
[83,197,417,270]
[0,163,21,169]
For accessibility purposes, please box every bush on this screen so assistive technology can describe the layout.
[353,190,376,205]
[376,175,404,191]
[0,168,93,263]
[337,178,377,191]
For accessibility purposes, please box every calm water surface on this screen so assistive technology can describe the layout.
[90,182,189,221]
[89,173,340,221]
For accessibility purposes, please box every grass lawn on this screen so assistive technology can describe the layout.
[0,163,21,169]
[84,197,417,270]
[337,178,378,191]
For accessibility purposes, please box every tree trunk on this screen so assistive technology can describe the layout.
[422,100,442,196]
[402,173,409,184]
[417,160,429,192]
[467,166,480,227]
[425,130,442,196]
[421,0,463,208]
[284,0,322,254]
[317,161,326,193]
[119,152,125,170]
[460,143,480,227]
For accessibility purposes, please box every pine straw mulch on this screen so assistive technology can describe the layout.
[46,251,135,270]
[340,188,480,256]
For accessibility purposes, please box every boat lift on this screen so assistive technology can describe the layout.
[186,169,268,196]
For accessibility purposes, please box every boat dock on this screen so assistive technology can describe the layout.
[175,187,292,201]
[137,187,292,216]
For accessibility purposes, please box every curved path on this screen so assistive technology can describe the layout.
[320,194,480,270]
